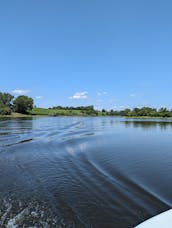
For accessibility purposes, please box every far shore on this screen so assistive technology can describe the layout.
[0,112,45,118]
[1,112,172,119]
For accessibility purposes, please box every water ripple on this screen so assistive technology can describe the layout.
[0,117,172,227]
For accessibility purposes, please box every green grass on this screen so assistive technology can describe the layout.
[29,108,97,116]
[1,109,172,118]
[29,108,50,115]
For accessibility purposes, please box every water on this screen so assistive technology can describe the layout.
[0,117,172,227]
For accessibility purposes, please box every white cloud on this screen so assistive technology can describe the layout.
[11,89,30,95]
[130,93,136,97]
[97,91,107,96]
[69,91,88,100]
[35,96,43,99]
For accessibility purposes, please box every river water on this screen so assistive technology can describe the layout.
[0,117,172,227]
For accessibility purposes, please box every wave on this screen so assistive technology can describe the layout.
[0,117,172,227]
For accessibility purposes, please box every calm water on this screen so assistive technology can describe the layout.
[0,117,172,227]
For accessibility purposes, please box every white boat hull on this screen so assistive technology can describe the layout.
[136,209,172,228]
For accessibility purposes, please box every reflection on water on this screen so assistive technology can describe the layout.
[124,120,172,130]
[0,117,172,227]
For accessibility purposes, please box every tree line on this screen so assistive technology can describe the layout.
[1,91,172,117]
[49,105,98,115]
[50,105,94,111]
[107,107,172,117]
[0,92,33,115]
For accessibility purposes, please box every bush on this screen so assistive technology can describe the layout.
[0,106,12,115]
[13,96,33,114]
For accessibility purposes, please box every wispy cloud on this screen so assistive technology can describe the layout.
[35,96,43,99]
[11,89,30,95]
[97,92,102,96]
[69,91,88,100]
[97,91,107,96]
[130,93,136,97]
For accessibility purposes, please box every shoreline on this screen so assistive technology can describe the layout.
[1,113,172,119]
[0,113,44,118]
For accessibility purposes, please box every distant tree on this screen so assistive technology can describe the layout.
[13,96,33,113]
[109,109,115,115]
[0,92,14,115]
[0,92,14,108]
[84,106,94,111]
[158,107,171,117]
[85,109,98,116]
[120,108,131,116]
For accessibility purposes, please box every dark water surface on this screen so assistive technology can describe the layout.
[0,117,172,227]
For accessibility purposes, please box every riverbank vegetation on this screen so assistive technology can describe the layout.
[1,91,172,118]
[30,106,98,116]
[108,107,172,118]
[0,92,33,115]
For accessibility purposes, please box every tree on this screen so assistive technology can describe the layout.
[158,107,171,117]
[120,108,131,116]
[0,92,14,115]
[0,92,14,107]
[13,96,33,114]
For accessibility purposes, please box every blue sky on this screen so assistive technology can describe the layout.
[0,0,172,110]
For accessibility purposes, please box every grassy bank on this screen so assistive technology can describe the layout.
[1,108,172,119]
[0,112,33,118]
[125,116,172,119]
[0,108,98,117]
[29,108,99,116]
